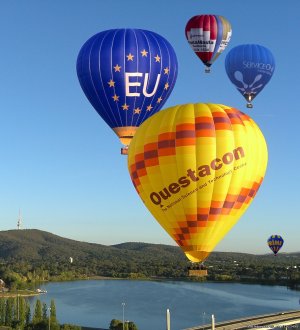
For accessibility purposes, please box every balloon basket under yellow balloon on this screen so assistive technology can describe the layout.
[187,262,208,277]
[188,269,208,277]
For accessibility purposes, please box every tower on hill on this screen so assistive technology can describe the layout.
[17,209,22,230]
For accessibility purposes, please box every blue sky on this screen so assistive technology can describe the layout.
[0,0,299,254]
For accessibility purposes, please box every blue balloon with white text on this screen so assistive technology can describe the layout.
[76,28,178,150]
[225,44,275,108]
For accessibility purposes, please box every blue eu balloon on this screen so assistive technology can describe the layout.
[225,44,275,108]
[76,29,178,153]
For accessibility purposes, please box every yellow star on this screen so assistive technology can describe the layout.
[113,64,121,72]
[134,107,141,114]
[112,94,119,102]
[164,67,169,74]
[141,49,148,57]
[154,55,161,62]
[164,82,169,90]
[157,97,163,103]
[146,105,153,111]
[122,103,129,110]
[126,53,134,61]
[108,79,115,87]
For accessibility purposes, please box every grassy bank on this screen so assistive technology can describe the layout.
[0,289,41,298]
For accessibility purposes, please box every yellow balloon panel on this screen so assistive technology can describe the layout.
[128,103,268,263]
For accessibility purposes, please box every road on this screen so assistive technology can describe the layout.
[183,310,300,330]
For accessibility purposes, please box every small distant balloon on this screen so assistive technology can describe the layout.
[185,15,232,73]
[267,235,284,256]
[225,44,275,108]
[76,28,178,154]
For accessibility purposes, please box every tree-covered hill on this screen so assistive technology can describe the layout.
[0,229,187,264]
[0,229,188,285]
[0,229,299,288]
[0,229,300,268]
[0,229,110,262]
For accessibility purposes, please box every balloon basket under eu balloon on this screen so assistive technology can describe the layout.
[121,146,129,155]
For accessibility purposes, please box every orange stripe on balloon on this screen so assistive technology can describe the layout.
[195,116,213,123]
[144,142,158,152]
[208,214,220,221]
[197,220,208,227]
[196,129,216,137]
[158,147,176,156]
[227,112,245,125]
[145,157,159,167]
[211,201,224,208]
[177,123,196,131]
[214,122,232,130]
[158,131,176,141]
[186,214,197,221]
[137,168,147,177]
[135,153,145,163]
[176,138,196,146]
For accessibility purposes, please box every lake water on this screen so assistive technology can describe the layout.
[28,280,300,330]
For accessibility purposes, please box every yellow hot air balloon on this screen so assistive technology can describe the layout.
[128,103,268,264]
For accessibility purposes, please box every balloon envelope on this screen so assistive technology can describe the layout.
[225,44,275,108]
[185,15,232,72]
[128,103,268,263]
[267,235,284,255]
[77,28,178,148]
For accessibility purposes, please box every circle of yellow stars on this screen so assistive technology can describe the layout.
[106,51,171,114]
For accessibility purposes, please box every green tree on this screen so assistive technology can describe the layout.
[127,321,138,330]
[109,319,123,330]
[50,300,60,330]
[50,300,57,323]
[0,298,6,325]
[18,296,27,329]
[32,299,42,324]
[42,303,47,321]
[25,301,31,328]
[5,298,14,327]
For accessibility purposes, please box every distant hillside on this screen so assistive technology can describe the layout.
[0,229,299,285]
[0,229,299,265]
[0,229,300,261]
[0,229,186,264]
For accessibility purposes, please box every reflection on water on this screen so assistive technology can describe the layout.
[29,280,300,330]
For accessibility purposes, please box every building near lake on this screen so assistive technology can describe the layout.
[0,279,8,292]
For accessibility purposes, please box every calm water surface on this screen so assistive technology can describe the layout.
[29,280,300,330]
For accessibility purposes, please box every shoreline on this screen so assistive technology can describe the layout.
[0,276,299,298]
[0,290,46,298]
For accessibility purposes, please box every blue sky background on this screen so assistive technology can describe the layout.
[0,0,299,254]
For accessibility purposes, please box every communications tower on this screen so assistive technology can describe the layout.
[17,209,22,230]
